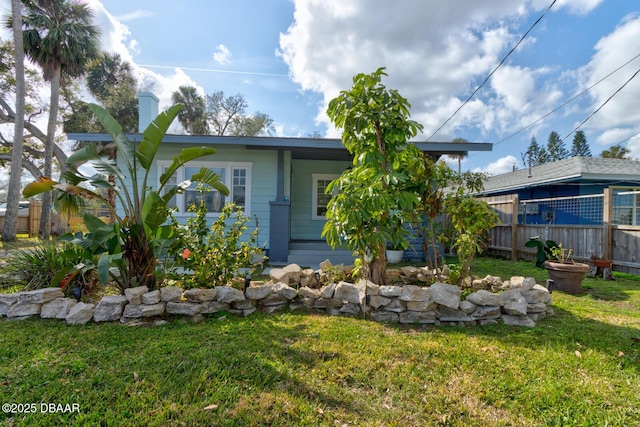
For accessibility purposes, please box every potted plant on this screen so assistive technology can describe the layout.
[525,236,559,268]
[543,243,589,293]
[385,242,405,264]
[590,254,612,269]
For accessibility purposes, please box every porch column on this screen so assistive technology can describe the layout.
[269,150,290,263]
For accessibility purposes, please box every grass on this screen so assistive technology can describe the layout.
[1,257,639,426]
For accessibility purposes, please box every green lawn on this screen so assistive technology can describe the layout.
[1,257,639,426]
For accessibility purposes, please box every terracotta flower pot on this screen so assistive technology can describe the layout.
[592,259,612,269]
[544,260,589,293]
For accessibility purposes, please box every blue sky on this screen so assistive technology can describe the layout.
[6,0,640,174]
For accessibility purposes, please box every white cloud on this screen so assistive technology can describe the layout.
[474,155,520,175]
[114,9,153,22]
[626,134,640,160]
[578,14,640,131]
[213,44,232,65]
[277,0,604,142]
[595,128,637,147]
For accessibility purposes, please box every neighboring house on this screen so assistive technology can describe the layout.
[68,93,492,265]
[478,156,640,225]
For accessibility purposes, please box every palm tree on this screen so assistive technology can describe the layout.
[171,86,208,134]
[1,0,26,242]
[19,0,100,238]
[86,52,138,132]
[600,144,631,159]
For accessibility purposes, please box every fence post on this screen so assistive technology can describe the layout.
[29,201,42,237]
[602,188,612,260]
[511,195,519,261]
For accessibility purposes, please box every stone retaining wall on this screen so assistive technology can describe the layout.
[0,263,552,328]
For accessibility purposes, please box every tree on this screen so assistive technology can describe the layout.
[323,68,423,284]
[16,0,100,239]
[63,52,139,217]
[1,0,26,241]
[600,144,631,159]
[206,90,273,136]
[64,52,138,134]
[570,130,591,157]
[0,41,68,178]
[171,85,208,134]
[230,111,274,136]
[521,136,548,166]
[546,131,569,162]
[23,103,228,291]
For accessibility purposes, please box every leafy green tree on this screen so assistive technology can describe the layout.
[231,111,274,136]
[13,0,100,239]
[446,195,499,286]
[63,52,139,215]
[1,0,26,242]
[570,130,591,157]
[521,136,548,166]
[410,157,487,272]
[23,103,228,291]
[64,52,138,134]
[600,144,631,159]
[171,85,208,134]
[546,131,569,161]
[0,40,66,178]
[323,68,423,284]
[206,90,273,136]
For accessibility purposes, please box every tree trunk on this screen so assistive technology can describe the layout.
[2,0,26,242]
[39,66,61,239]
[366,243,388,285]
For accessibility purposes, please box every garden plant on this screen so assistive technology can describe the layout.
[22,103,228,292]
[168,191,263,289]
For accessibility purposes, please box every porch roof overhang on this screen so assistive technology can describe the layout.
[67,133,492,161]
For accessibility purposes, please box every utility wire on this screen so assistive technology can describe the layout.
[493,52,640,148]
[425,0,557,141]
[561,67,640,142]
[466,52,640,161]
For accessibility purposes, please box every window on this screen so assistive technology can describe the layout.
[312,174,340,220]
[613,189,640,226]
[159,161,251,215]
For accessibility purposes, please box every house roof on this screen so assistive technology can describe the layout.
[67,133,492,161]
[479,157,640,195]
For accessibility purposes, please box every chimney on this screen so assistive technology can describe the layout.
[137,92,159,132]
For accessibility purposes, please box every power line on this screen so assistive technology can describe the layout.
[467,52,640,162]
[493,52,640,148]
[561,67,640,142]
[425,0,557,141]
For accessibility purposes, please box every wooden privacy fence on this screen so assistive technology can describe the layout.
[0,202,110,237]
[0,201,42,236]
[480,189,640,276]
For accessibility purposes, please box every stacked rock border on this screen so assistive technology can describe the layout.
[0,262,553,327]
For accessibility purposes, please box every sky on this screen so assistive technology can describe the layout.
[4,0,640,174]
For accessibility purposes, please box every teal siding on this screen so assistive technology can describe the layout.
[290,159,350,240]
[119,144,277,249]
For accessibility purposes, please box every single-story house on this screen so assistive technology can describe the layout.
[68,93,493,265]
[477,156,640,226]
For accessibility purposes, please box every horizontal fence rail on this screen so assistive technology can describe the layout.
[480,189,640,276]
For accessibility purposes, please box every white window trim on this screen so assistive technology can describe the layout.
[312,174,340,220]
[612,186,640,226]
[158,160,252,216]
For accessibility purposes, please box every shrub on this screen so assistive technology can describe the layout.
[3,242,95,292]
[170,197,263,289]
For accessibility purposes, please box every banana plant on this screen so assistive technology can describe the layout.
[23,103,228,291]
